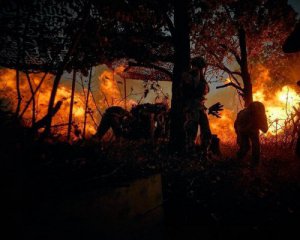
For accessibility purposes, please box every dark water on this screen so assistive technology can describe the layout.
[22,174,164,240]
[18,172,300,240]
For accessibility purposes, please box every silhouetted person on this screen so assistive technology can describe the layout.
[96,106,133,140]
[96,103,167,141]
[234,101,268,166]
[182,56,211,156]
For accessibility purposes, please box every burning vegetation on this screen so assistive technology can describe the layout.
[99,69,137,111]
[208,64,300,146]
[2,1,300,239]
[0,67,139,140]
[1,61,300,146]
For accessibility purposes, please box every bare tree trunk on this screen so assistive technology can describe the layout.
[19,72,48,118]
[25,72,36,125]
[44,67,64,136]
[15,2,31,117]
[15,69,22,116]
[83,67,92,138]
[43,4,91,137]
[169,0,191,150]
[32,101,63,131]
[67,70,77,141]
[15,3,21,116]
[238,27,253,107]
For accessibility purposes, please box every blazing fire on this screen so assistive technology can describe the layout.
[253,66,300,136]
[99,70,122,106]
[0,67,137,141]
[0,68,97,140]
[254,85,300,135]
[209,109,236,144]
[1,64,299,143]
[99,69,136,110]
[210,65,300,144]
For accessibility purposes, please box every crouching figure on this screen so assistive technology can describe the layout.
[96,103,168,141]
[234,101,268,165]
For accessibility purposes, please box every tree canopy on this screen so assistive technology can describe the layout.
[193,0,297,104]
[0,0,298,144]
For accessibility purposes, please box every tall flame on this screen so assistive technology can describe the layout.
[99,69,136,110]
[210,65,300,144]
[0,66,138,141]
[255,85,300,135]
[252,65,300,135]
[209,109,236,144]
[1,64,298,144]
[0,68,97,140]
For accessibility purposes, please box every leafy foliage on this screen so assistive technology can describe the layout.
[193,0,297,88]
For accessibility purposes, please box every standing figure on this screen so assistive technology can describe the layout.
[182,56,212,156]
[234,101,268,165]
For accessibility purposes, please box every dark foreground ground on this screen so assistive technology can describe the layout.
[2,127,300,239]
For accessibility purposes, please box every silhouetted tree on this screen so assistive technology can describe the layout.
[1,0,297,148]
[194,0,297,107]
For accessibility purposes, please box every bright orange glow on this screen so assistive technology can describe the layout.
[209,109,236,144]
[251,66,300,135]
[0,67,138,141]
[1,64,299,143]
[99,69,136,110]
[258,85,300,135]
[210,65,300,143]
[0,68,97,140]
[253,90,265,103]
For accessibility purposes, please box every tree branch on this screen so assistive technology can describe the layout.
[163,12,175,38]
[214,63,241,77]
[219,44,242,65]
[216,82,244,92]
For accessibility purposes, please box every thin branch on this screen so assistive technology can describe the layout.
[163,12,175,38]
[25,71,36,125]
[89,88,103,117]
[210,60,242,88]
[83,66,93,138]
[212,63,241,77]
[216,82,244,92]
[88,111,98,128]
[67,70,76,141]
[219,44,242,65]
[19,71,48,118]
[226,71,241,88]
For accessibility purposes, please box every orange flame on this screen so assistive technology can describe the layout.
[252,65,300,135]
[1,64,298,143]
[210,65,300,143]
[256,85,300,135]
[209,108,236,144]
[0,68,97,140]
[99,69,136,110]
